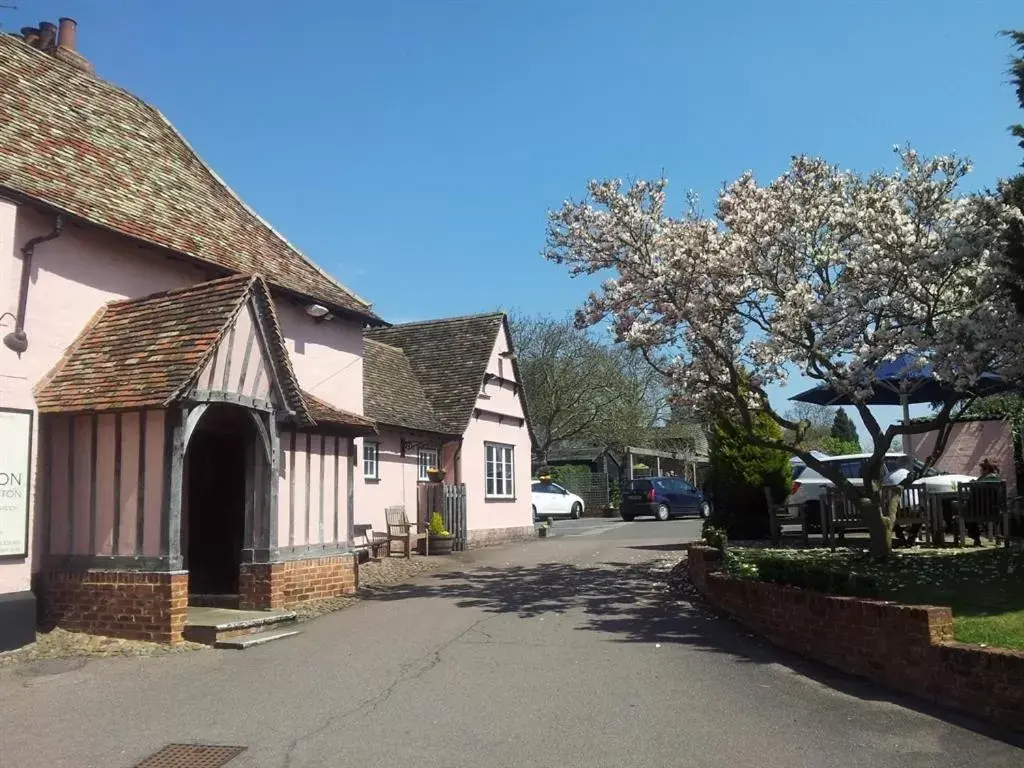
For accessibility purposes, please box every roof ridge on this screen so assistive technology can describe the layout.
[147,107,373,311]
[376,311,505,330]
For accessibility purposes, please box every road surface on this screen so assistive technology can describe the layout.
[0,519,1020,767]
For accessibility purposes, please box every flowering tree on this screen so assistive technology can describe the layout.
[546,149,1023,557]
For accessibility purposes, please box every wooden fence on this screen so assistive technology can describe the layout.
[417,483,468,551]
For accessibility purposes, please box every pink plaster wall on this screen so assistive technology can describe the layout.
[461,324,532,532]
[0,204,212,592]
[909,419,1016,498]
[356,431,422,534]
[41,409,167,559]
[278,430,349,548]
[94,414,117,555]
[276,300,364,415]
[197,303,272,400]
[0,203,369,593]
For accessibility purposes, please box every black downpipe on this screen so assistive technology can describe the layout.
[3,214,65,354]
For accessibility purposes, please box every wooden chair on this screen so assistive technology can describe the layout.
[765,487,808,546]
[1007,496,1024,548]
[956,481,1007,547]
[890,486,927,546]
[353,523,388,562]
[385,505,426,558]
[824,489,863,551]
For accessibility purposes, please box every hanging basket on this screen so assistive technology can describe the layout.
[426,468,447,483]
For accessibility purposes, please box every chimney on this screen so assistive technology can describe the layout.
[51,18,95,76]
[19,27,40,46]
[37,21,57,50]
[57,18,77,51]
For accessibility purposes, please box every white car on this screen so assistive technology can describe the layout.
[790,452,976,527]
[531,480,585,520]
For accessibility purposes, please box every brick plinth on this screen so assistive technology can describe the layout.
[39,570,188,644]
[467,525,536,548]
[240,555,357,610]
[687,545,1024,732]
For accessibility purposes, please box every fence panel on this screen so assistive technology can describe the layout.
[417,482,468,551]
[559,472,610,512]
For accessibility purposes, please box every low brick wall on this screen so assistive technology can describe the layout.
[467,525,537,548]
[687,546,1024,731]
[39,570,188,644]
[240,555,357,610]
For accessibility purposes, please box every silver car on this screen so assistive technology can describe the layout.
[789,452,976,529]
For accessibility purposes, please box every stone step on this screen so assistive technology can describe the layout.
[183,607,298,646]
[214,628,302,650]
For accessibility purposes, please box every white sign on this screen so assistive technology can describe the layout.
[0,409,32,558]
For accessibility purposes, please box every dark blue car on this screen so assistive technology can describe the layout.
[620,477,710,521]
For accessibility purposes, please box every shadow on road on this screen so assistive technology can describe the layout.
[361,554,1024,747]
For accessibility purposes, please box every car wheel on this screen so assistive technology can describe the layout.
[571,502,582,520]
[621,512,634,522]
[655,504,670,521]
[699,501,710,519]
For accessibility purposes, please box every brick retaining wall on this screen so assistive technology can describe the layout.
[39,570,188,644]
[687,545,1024,732]
[240,555,357,610]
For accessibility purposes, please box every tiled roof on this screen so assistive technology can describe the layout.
[302,389,377,435]
[0,34,381,324]
[365,313,506,433]
[363,339,455,435]
[34,274,310,422]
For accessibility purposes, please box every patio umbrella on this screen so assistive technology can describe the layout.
[789,353,1005,452]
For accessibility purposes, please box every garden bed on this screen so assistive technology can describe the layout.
[724,546,1024,650]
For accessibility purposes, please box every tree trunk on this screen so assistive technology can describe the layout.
[859,497,894,559]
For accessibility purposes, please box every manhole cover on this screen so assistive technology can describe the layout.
[133,744,246,767]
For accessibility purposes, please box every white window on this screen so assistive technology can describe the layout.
[485,443,515,498]
[418,448,439,482]
[363,441,379,479]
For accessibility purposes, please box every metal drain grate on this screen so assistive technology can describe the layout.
[133,743,246,767]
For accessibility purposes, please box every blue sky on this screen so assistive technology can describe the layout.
[7,1,1023,438]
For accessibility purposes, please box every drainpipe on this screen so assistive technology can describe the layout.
[3,214,65,354]
[453,436,464,485]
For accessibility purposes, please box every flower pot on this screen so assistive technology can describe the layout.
[426,469,446,483]
[425,534,454,555]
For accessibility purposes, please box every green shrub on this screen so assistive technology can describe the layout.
[428,512,450,537]
[752,556,879,597]
[705,405,791,540]
[701,523,728,553]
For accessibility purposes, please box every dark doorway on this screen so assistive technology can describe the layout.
[184,406,254,603]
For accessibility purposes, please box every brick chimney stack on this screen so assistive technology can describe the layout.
[16,16,94,76]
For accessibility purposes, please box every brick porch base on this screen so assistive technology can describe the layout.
[239,555,357,610]
[38,570,188,644]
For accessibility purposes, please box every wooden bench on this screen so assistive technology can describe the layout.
[386,505,427,558]
[353,523,388,562]
[824,489,864,550]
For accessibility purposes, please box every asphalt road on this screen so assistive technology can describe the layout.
[1,520,1021,767]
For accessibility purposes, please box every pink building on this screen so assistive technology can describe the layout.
[0,21,533,651]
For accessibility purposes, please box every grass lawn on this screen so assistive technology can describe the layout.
[725,546,1024,650]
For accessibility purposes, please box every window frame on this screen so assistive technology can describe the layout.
[418,448,440,482]
[362,440,379,480]
[485,442,515,499]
